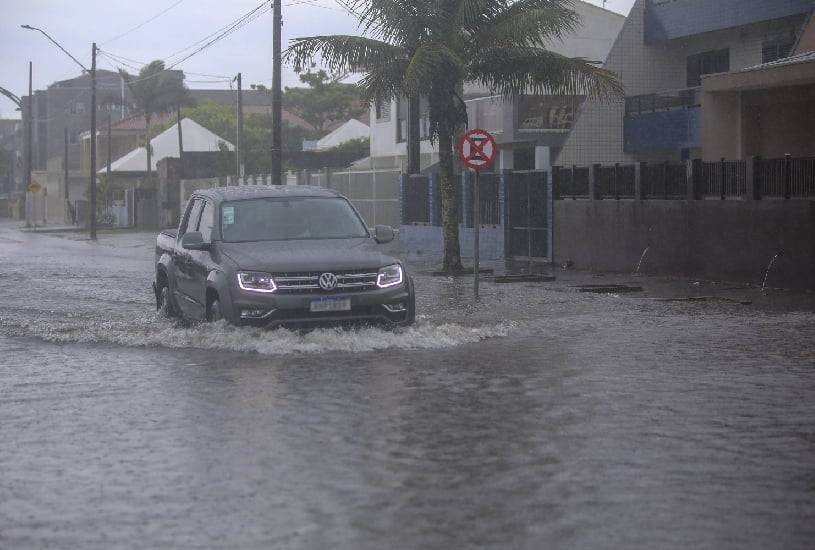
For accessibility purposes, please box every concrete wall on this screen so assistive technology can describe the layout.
[400,225,505,260]
[554,200,815,290]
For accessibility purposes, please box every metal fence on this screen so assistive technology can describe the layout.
[552,155,814,201]
[759,156,815,198]
[596,164,636,199]
[702,159,746,199]
[478,173,501,226]
[403,175,430,224]
[553,166,590,199]
[642,162,687,199]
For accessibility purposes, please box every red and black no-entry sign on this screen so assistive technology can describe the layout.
[458,128,497,172]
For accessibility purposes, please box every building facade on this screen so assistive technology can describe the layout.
[368,0,626,173]
[0,119,23,199]
[557,0,815,166]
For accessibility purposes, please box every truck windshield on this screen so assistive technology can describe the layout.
[220,197,370,242]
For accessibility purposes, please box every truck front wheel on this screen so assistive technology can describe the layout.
[155,279,177,318]
[208,298,223,322]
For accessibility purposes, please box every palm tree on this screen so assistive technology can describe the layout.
[286,0,622,272]
[120,60,192,182]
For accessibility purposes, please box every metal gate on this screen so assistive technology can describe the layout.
[506,170,552,261]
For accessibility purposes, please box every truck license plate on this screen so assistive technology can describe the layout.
[310,298,351,312]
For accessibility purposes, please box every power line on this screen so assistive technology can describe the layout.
[166,1,272,70]
[101,0,187,46]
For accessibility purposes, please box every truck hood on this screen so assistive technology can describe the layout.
[219,238,399,273]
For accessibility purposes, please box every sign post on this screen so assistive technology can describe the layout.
[458,128,497,299]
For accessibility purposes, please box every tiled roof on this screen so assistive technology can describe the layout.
[741,51,815,72]
[110,111,174,131]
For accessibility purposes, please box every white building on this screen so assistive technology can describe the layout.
[103,118,233,174]
[368,0,626,172]
[303,119,369,151]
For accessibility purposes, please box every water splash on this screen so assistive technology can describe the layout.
[761,251,783,293]
[635,247,650,275]
[0,311,514,356]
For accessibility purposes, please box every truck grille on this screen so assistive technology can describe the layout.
[273,269,379,294]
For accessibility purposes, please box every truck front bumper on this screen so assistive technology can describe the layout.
[226,282,414,328]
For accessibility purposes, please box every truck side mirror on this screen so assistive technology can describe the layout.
[181,231,209,251]
[374,225,395,244]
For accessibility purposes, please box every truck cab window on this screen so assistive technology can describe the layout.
[180,198,204,237]
[197,200,215,242]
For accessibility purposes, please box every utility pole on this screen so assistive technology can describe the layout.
[89,43,97,240]
[176,104,184,163]
[25,61,32,227]
[107,113,112,176]
[236,72,243,182]
[271,0,282,185]
[64,127,70,223]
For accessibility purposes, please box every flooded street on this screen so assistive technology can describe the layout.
[1,221,814,549]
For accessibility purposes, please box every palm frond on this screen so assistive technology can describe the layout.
[350,0,431,46]
[477,0,580,49]
[469,47,623,101]
[285,35,406,75]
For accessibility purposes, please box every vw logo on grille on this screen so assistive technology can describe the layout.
[318,272,338,291]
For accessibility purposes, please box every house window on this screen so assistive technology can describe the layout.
[518,95,579,130]
[396,97,430,142]
[762,40,794,63]
[686,48,730,87]
[375,99,391,122]
[71,101,86,115]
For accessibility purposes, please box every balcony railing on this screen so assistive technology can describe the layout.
[625,87,701,116]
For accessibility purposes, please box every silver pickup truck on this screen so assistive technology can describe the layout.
[153,185,415,327]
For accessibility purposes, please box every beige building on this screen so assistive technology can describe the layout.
[558,0,815,166]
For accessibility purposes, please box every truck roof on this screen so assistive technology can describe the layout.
[194,185,341,202]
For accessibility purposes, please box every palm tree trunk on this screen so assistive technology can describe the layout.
[438,121,462,273]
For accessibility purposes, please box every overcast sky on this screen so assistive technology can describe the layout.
[0,0,635,119]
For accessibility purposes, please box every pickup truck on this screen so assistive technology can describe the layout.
[153,185,415,327]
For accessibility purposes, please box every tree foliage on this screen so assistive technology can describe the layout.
[285,0,623,272]
[119,60,192,180]
[253,69,368,134]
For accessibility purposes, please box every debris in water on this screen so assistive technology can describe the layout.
[490,274,556,283]
[655,296,752,305]
[573,284,643,294]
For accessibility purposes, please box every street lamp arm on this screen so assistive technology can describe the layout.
[21,25,89,72]
[0,86,22,107]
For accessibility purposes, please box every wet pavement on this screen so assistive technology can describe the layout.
[1,221,814,549]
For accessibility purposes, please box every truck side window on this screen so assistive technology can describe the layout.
[197,200,215,242]
[180,198,204,237]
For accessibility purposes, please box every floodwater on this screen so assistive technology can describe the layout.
[1,221,814,549]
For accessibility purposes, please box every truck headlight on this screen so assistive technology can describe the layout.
[377,264,403,288]
[237,272,277,293]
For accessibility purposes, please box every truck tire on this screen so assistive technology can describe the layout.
[157,283,178,318]
[208,298,223,322]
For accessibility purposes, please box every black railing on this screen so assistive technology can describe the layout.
[553,166,590,199]
[703,159,746,199]
[642,162,687,199]
[625,87,701,116]
[760,156,815,199]
[597,164,636,199]
[552,156,814,201]
[404,175,430,224]
[477,173,501,226]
